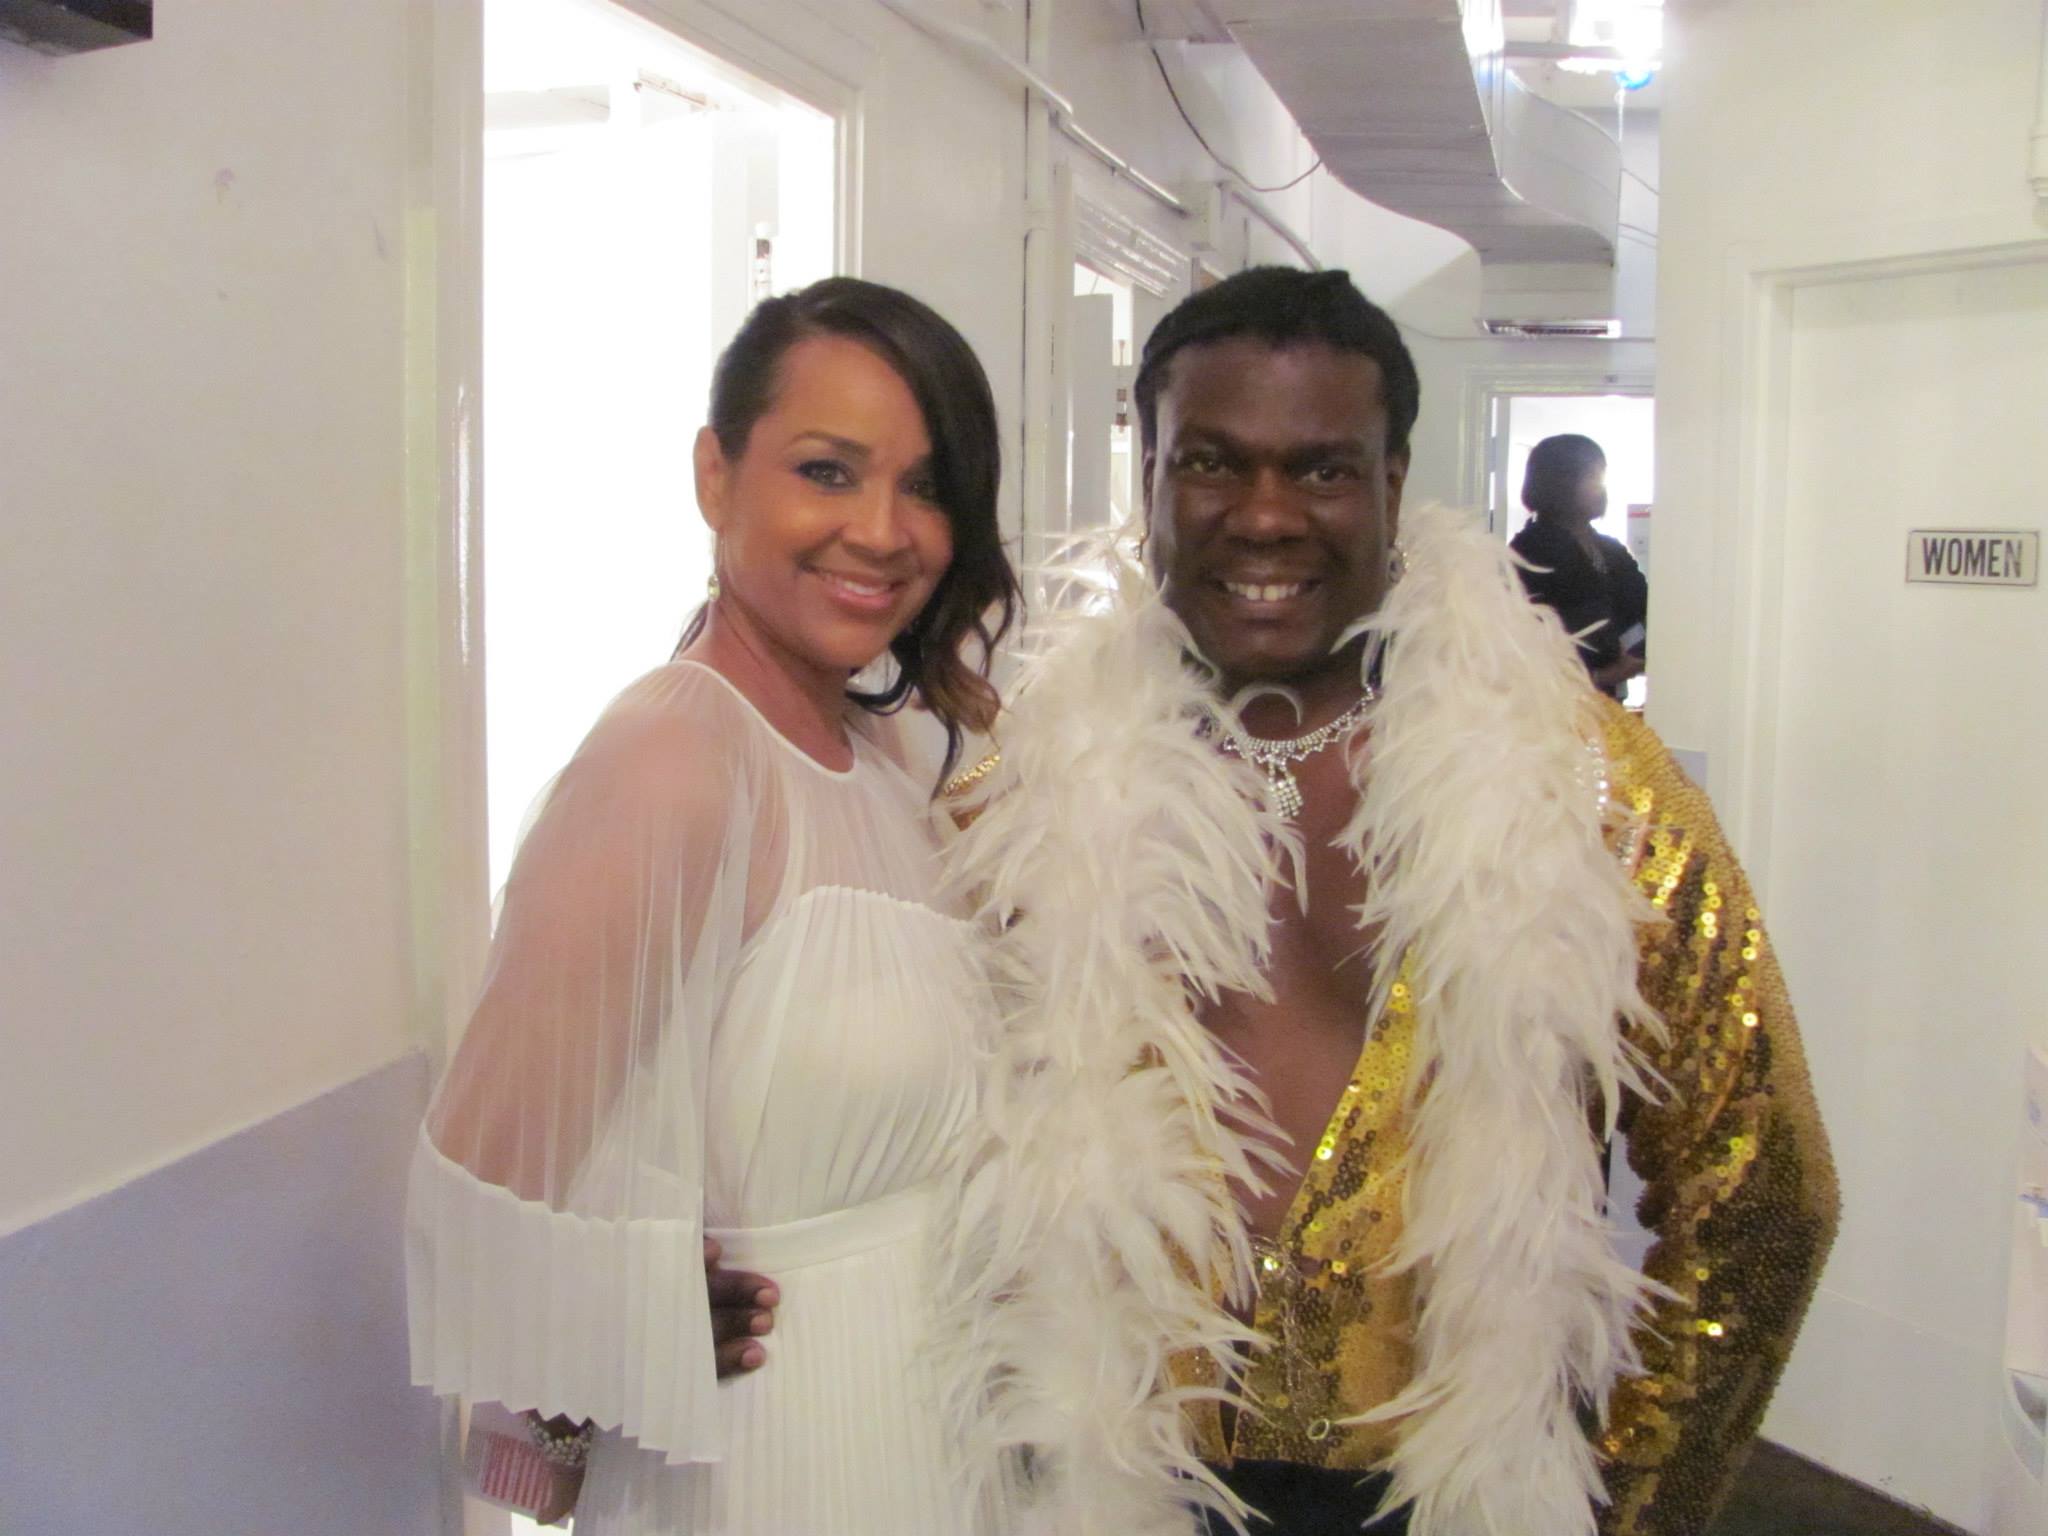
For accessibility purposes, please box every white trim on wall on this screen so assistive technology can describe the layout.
[1713,210,2048,902]
[404,0,489,1064]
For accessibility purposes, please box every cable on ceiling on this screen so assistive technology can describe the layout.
[1133,0,1324,195]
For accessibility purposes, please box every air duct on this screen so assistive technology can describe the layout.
[1203,0,1623,265]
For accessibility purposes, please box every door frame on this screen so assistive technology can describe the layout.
[403,0,877,1068]
[1458,362,1656,534]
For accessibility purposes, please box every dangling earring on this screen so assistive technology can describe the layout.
[707,569,722,600]
[1387,545,1408,586]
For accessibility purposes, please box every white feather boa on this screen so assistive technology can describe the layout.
[935,554,1290,1535]
[1342,501,1664,1536]
[939,501,1663,1536]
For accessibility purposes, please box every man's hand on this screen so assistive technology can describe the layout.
[705,1236,777,1377]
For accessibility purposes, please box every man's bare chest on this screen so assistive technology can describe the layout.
[1201,748,1384,1241]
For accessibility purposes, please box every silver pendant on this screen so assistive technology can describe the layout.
[1209,686,1376,824]
[1263,762,1304,818]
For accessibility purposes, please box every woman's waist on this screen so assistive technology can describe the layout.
[706,1180,936,1272]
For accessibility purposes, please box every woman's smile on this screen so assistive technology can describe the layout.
[810,564,907,617]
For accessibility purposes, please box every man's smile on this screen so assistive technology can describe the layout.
[1215,576,1322,612]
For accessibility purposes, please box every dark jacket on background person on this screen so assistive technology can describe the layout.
[1511,516,1648,697]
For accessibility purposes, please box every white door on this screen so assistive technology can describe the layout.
[1759,256,2048,1530]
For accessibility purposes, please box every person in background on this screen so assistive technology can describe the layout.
[406,276,1020,1534]
[1511,433,1648,700]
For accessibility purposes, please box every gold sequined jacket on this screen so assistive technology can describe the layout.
[1174,701,1840,1536]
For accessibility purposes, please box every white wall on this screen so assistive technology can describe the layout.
[1654,0,2046,760]
[839,0,1031,423]
[0,4,448,1527]
[0,0,420,1233]
[1655,4,2048,1528]
[1763,261,2048,1530]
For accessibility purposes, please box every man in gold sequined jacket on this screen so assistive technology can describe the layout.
[935,267,1838,1536]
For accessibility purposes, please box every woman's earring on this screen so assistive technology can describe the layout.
[1387,545,1408,586]
[707,568,722,601]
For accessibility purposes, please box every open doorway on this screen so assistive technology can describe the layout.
[481,0,837,890]
[1491,392,1654,549]
[1070,261,1137,533]
[1489,389,1655,707]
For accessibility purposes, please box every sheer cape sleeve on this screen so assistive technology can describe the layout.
[406,664,762,1466]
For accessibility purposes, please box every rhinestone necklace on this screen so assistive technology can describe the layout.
[1214,687,1376,819]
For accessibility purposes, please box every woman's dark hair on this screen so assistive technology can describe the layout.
[1132,266,1421,458]
[1521,433,1607,521]
[680,276,1018,783]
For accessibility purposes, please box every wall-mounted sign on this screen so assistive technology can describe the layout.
[1906,529,2039,588]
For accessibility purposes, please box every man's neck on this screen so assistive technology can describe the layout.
[1225,648,1372,740]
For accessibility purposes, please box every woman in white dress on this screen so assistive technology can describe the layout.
[406,277,1019,1533]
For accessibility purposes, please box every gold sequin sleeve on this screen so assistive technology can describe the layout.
[1596,704,1840,1536]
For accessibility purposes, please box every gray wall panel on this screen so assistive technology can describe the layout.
[0,1052,443,1536]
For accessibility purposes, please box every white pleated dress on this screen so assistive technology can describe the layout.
[406,661,999,1535]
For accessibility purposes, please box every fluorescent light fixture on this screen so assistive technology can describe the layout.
[1479,318,1625,340]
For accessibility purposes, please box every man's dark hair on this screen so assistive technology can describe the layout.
[1132,266,1421,458]
[1521,432,1606,521]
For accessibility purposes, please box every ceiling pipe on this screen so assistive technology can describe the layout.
[875,0,1186,216]
[1502,41,1627,62]
[875,0,1321,269]
[1020,0,1059,542]
[1055,115,1189,218]
[1222,183,1321,270]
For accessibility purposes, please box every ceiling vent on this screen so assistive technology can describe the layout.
[1480,318,1624,340]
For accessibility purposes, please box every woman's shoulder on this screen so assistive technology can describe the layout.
[567,661,767,813]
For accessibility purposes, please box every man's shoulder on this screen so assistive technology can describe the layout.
[1595,700,1713,833]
